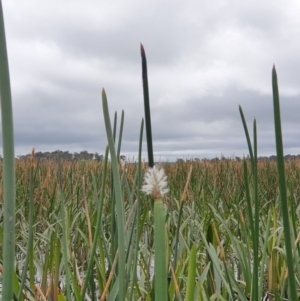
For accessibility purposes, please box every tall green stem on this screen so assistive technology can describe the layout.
[18,149,35,299]
[185,245,196,301]
[252,119,259,301]
[0,2,16,300]
[272,66,297,300]
[154,199,168,301]
[102,89,126,301]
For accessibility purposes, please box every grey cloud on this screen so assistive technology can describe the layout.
[1,0,299,159]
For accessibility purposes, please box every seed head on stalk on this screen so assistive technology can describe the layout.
[141,164,169,301]
[141,165,169,200]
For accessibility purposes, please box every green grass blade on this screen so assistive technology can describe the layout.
[206,221,216,297]
[116,110,124,159]
[171,201,184,274]
[18,150,35,300]
[60,192,71,300]
[239,107,259,301]
[0,3,16,300]
[242,164,254,228]
[102,89,126,301]
[258,210,272,300]
[113,111,117,142]
[110,112,117,260]
[185,245,197,301]
[154,198,168,301]
[80,146,109,300]
[252,119,259,301]
[239,105,254,171]
[129,118,144,301]
[272,65,297,300]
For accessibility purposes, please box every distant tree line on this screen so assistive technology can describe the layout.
[177,154,300,163]
[13,150,104,162]
[9,150,128,162]
[0,150,299,162]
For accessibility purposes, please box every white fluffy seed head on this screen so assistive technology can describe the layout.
[141,165,169,200]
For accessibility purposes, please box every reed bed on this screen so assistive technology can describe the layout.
[1,2,300,299]
[1,157,300,300]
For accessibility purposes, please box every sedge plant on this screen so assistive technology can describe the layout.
[272,65,297,301]
[141,165,169,301]
[237,66,299,301]
[0,2,16,300]
[102,89,126,300]
[140,44,170,301]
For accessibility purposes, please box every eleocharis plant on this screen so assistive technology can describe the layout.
[129,118,144,301]
[239,107,260,301]
[142,165,169,301]
[237,66,300,301]
[0,2,16,300]
[17,148,35,300]
[102,89,126,301]
[272,66,297,301]
[81,146,109,301]
[140,44,170,300]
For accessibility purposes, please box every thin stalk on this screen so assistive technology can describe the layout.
[110,112,117,261]
[239,106,254,172]
[239,105,259,301]
[140,44,154,167]
[0,2,16,300]
[252,119,259,301]
[102,89,126,301]
[272,66,297,300]
[129,118,144,301]
[56,151,71,300]
[116,110,124,159]
[172,202,184,273]
[212,222,235,301]
[172,165,193,274]
[243,156,259,300]
[185,245,197,301]
[113,111,117,142]
[80,146,109,301]
[60,191,71,300]
[258,210,272,300]
[243,160,255,259]
[206,221,215,297]
[154,198,168,301]
[17,149,35,300]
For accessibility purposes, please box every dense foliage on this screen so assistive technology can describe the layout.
[1,158,300,300]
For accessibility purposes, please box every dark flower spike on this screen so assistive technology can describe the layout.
[141,44,154,167]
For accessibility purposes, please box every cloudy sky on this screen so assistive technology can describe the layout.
[1,1,300,160]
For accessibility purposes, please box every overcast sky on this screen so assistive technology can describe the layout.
[1,1,300,160]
